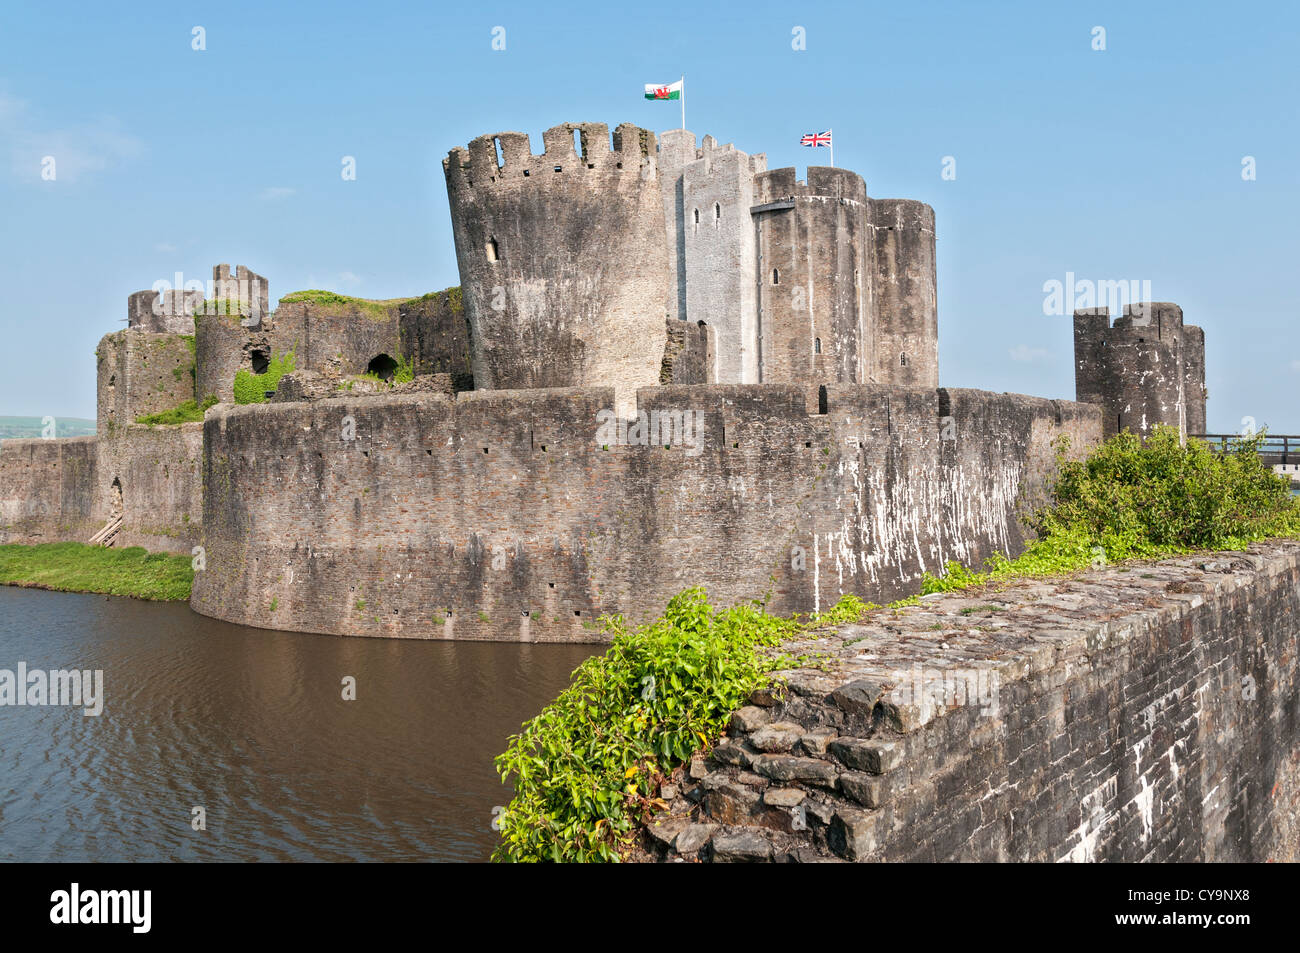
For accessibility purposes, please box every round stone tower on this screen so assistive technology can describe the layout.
[868,198,938,388]
[752,166,872,385]
[1074,302,1199,439]
[443,123,670,409]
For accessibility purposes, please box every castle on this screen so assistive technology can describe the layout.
[0,122,1206,642]
[443,123,937,409]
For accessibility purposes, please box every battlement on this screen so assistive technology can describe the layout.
[869,198,936,233]
[209,264,269,317]
[658,131,767,176]
[1112,300,1183,338]
[1073,302,1206,439]
[443,122,657,191]
[126,288,204,334]
[754,166,869,205]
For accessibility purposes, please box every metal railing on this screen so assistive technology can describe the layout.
[1190,434,1300,464]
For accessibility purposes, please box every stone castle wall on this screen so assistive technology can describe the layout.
[95,423,203,553]
[190,384,1100,641]
[0,436,99,543]
[96,330,195,435]
[653,129,938,390]
[637,540,1300,863]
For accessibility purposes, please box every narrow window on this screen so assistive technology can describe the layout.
[486,237,499,262]
[572,128,583,157]
[493,137,504,170]
[900,353,908,366]
[693,208,700,224]
[714,202,721,223]
[814,337,822,354]
[772,268,780,284]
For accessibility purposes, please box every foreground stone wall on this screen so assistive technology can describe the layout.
[191,383,1100,640]
[635,541,1300,862]
[0,436,99,543]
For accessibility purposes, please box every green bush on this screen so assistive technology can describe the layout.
[135,395,218,426]
[922,426,1300,594]
[233,350,296,404]
[492,587,883,863]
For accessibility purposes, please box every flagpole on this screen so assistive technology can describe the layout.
[829,129,834,168]
[681,75,685,130]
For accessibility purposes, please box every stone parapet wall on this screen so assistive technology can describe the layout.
[635,541,1300,862]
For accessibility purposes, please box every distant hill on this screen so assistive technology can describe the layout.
[0,416,96,440]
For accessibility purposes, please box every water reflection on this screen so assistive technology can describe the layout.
[0,588,598,862]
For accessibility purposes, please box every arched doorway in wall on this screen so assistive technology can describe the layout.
[367,353,398,381]
[110,477,123,520]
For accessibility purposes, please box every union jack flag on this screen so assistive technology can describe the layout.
[800,131,832,147]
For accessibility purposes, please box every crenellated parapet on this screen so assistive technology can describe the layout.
[126,288,204,335]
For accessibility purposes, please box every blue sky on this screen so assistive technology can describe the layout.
[1,0,1296,431]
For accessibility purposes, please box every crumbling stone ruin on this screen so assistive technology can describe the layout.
[2,263,467,554]
[0,122,1206,644]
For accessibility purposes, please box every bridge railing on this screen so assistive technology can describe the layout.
[1190,434,1300,464]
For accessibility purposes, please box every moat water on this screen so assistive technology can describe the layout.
[0,587,599,862]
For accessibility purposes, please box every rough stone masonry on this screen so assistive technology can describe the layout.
[635,541,1300,863]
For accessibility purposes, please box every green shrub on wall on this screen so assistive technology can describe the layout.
[233,351,296,404]
[922,426,1300,593]
[135,395,218,426]
[492,588,875,863]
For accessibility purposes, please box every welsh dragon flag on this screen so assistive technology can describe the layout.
[644,80,683,101]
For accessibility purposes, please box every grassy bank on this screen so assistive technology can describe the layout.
[0,543,193,601]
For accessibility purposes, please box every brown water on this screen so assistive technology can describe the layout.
[0,587,599,862]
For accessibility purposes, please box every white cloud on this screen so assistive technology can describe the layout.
[259,186,296,200]
[0,85,143,183]
[154,242,177,254]
[1009,344,1050,363]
